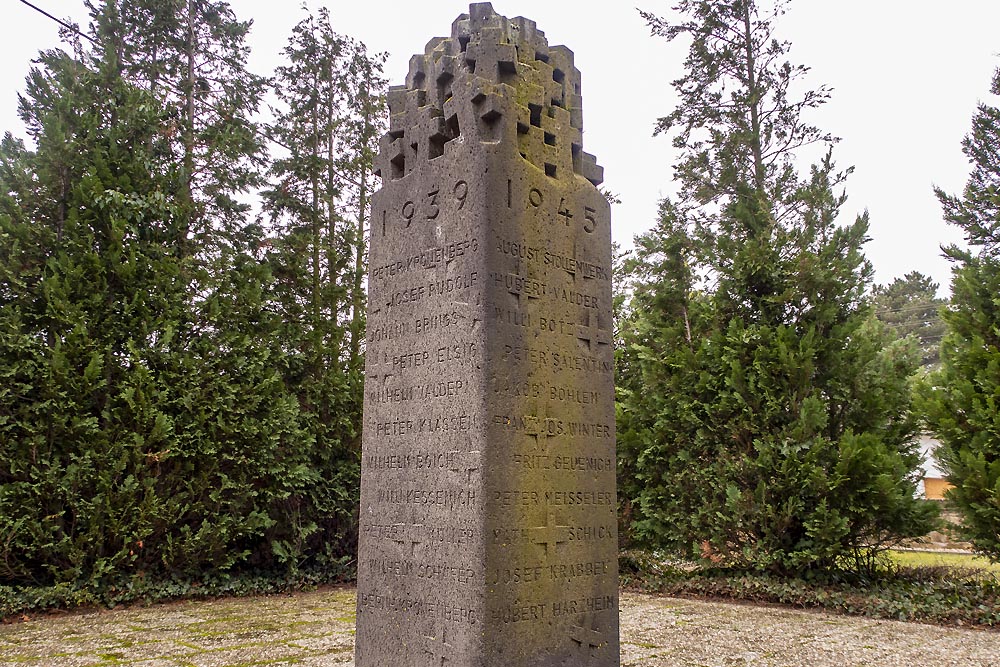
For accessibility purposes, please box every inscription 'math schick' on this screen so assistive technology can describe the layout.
[356,4,618,667]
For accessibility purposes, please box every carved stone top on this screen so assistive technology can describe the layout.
[375,2,603,187]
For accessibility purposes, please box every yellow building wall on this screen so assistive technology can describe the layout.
[924,477,953,501]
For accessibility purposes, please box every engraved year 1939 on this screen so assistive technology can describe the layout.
[382,180,470,234]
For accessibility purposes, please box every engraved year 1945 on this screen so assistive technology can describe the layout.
[508,179,601,234]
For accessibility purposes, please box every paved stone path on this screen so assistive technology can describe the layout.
[1,587,998,666]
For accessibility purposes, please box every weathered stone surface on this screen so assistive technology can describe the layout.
[356,4,617,665]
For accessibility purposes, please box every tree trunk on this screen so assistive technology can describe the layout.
[348,71,371,372]
[741,3,766,197]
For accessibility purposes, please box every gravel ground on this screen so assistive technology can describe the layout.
[1,587,998,666]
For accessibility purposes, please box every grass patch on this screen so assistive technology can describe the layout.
[621,550,1000,628]
[0,564,355,622]
[888,549,1000,572]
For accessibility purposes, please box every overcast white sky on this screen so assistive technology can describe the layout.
[4,1,999,295]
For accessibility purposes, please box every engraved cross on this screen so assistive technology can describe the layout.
[431,54,459,107]
[523,406,557,452]
[422,623,453,667]
[394,89,449,169]
[561,246,579,284]
[411,105,449,163]
[375,128,406,181]
[569,615,610,665]
[465,27,517,83]
[447,445,482,485]
[391,523,423,557]
[576,311,610,352]
[508,259,543,307]
[530,511,569,556]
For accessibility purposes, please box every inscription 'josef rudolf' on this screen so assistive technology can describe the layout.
[384,272,479,309]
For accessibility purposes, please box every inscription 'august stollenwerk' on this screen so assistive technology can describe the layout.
[494,236,610,282]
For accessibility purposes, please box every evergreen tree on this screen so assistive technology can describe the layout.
[0,42,190,584]
[0,2,323,587]
[264,6,386,370]
[922,66,1000,560]
[261,7,387,560]
[85,0,268,255]
[873,271,947,368]
[620,0,933,574]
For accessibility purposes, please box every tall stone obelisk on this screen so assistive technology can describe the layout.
[356,4,618,665]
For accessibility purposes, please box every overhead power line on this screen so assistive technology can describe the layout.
[17,0,97,44]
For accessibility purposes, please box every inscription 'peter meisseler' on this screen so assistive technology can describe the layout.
[493,490,615,507]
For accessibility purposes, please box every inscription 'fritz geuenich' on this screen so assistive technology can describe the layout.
[356,4,618,666]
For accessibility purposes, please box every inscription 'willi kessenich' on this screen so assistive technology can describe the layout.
[356,4,618,667]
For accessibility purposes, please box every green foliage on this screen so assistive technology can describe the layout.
[261,5,388,564]
[620,0,934,574]
[263,5,387,374]
[922,66,1000,560]
[621,551,1000,627]
[0,1,376,597]
[0,560,354,620]
[874,271,947,368]
[85,0,269,251]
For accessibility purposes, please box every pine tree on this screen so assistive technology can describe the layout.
[620,0,934,573]
[873,271,947,368]
[263,6,386,371]
[922,66,1000,560]
[0,42,190,584]
[85,0,268,255]
[0,2,320,586]
[260,7,387,561]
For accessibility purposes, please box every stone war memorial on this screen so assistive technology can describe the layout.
[356,3,618,665]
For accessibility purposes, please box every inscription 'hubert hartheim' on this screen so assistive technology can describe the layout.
[356,4,618,666]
